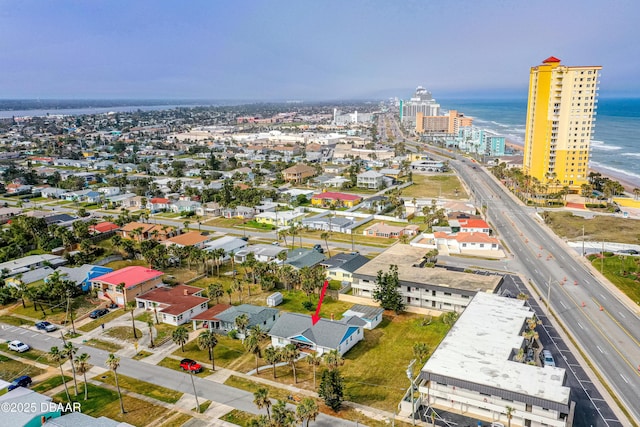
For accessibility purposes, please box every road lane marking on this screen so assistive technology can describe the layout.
[596,346,604,354]
[619,312,626,319]
[560,301,567,309]
[577,322,584,330]
[592,297,640,349]
[620,374,629,384]
[571,266,577,271]
[600,294,607,300]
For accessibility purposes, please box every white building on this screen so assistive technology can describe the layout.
[415,292,571,427]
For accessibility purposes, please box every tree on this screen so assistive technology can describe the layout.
[106,353,125,414]
[307,351,322,388]
[297,397,319,427]
[63,342,79,396]
[74,352,91,400]
[172,326,189,352]
[245,325,267,373]
[152,302,160,324]
[126,300,138,339]
[413,342,429,364]
[372,265,405,314]
[235,313,250,339]
[253,387,272,420]
[264,346,281,379]
[272,400,297,427]
[323,349,344,371]
[318,368,345,412]
[207,283,224,304]
[48,346,71,402]
[441,311,459,326]
[282,343,300,383]
[320,232,332,258]
[506,405,515,427]
[148,321,155,348]
[197,330,219,371]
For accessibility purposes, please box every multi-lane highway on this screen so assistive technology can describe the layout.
[452,157,640,425]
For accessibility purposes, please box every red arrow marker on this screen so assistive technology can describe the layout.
[311,280,329,325]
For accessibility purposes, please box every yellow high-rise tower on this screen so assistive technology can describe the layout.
[523,56,602,193]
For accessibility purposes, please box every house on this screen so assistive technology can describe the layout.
[255,210,305,228]
[6,183,32,194]
[55,264,113,292]
[0,254,66,277]
[190,304,232,330]
[0,207,22,224]
[0,387,62,426]
[282,163,317,183]
[450,218,491,235]
[39,187,68,199]
[356,170,384,189]
[135,284,209,326]
[191,304,279,336]
[42,213,78,227]
[89,221,120,235]
[162,231,213,249]
[119,222,176,241]
[222,206,255,219]
[97,186,121,197]
[415,293,571,427]
[43,411,134,427]
[91,266,164,306]
[196,201,223,217]
[203,236,248,259]
[410,159,445,172]
[361,195,389,213]
[169,199,201,214]
[285,248,326,269]
[147,197,170,213]
[320,252,370,285]
[234,244,287,264]
[415,231,501,255]
[5,267,54,287]
[342,304,384,329]
[269,312,364,356]
[362,222,420,239]
[311,191,362,208]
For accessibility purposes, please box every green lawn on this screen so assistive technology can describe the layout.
[134,312,176,344]
[32,375,72,393]
[104,259,149,270]
[192,400,212,413]
[93,371,183,404]
[0,314,33,326]
[83,339,123,352]
[132,350,153,360]
[160,413,193,427]
[0,343,57,366]
[54,383,171,427]
[401,173,467,199]
[296,228,395,248]
[544,211,640,244]
[204,217,246,228]
[276,290,354,320]
[0,354,46,381]
[105,326,143,342]
[588,254,640,304]
[78,309,127,332]
[341,313,450,411]
[222,409,259,426]
[9,294,98,325]
[170,335,246,371]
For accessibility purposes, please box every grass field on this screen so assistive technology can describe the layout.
[32,375,72,393]
[54,383,171,427]
[105,326,143,342]
[93,371,183,404]
[401,174,467,199]
[9,295,100,325]
[78,309,127,332]
[83,339,124,352]
[170,334,246,371]
[0,354,46,381]
[543,211,640,244]
[0,342,57,366]
[587,253,640,304]
[296,227,396,248]
[135,312,176,344]
[222,408,258,426]
[0,314,33,326]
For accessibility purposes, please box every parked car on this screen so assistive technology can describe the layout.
[89,308,109,319]
[541,349,555,367]
[35,321,57,332]
[180,358,202,373]
[7,375,32,391]
[8,340,30,353]
[313,244,324,253]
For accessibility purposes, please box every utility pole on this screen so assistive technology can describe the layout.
[582,225,585,256]
[189,363,200,413]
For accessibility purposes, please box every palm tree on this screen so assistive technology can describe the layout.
[48,346,70,402]
[63,342,79,396]
[412,342,429,364]
[282,343,300,383]
[235,313,250,339]
[152,302,160,324]
[197,330,218,371]
[147,321,155,348]
[253,387,272,420]
[245,325,267,373]
[505,405,515,427]
[106,353,125,414]
[74,352,91,400]
[213,248,226,277]
[272,400,297,427]
[207,283,224,304]
[296,397,319,427]
[126,300,138,339]
[306,351,322,388]
[320,232,332,258]
[264,346,281,379]
[323,349,344,370]
[172,326,189,352]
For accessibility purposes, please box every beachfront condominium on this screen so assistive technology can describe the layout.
[400,86,440,125]
[523,56,601,192]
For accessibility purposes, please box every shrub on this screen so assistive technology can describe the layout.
[302,301,314,311]
[227,330,238,340]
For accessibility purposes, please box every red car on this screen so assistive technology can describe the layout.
[180,358,202,373]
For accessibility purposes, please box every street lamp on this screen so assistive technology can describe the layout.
[188,362,200,413]
[406,359,416,427]
[546,278,560,310]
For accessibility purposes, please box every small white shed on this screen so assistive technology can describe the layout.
[267,292,283,307]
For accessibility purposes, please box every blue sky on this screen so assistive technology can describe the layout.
[1,0,638,100]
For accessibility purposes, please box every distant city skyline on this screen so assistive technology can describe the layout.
[1,0,639,100]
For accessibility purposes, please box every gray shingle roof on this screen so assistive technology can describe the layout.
[215,304,279,328]
[285,248,326,269]
[321,253,370,273]
[269,312,357,349]
[343,304,384,321]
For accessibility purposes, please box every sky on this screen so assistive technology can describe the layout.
[1,0,639,101]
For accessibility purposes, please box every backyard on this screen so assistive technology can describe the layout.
[401,173,467,199]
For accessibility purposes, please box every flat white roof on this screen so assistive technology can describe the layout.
[422,292,570,405]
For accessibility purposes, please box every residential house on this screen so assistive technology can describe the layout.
[135,284,209,326]
[412,231,501,255]
[119,222,176,241]
[162,231,213,249]
[40,187,68,199]
[285,248,326,269]
[255,210,305,228]
[320,252,370,285]
[191,304,279,336]
[0,388,62,426]
[222,206,255,219]
[356,170,384,190]
[443,201,476,215]
[169,199,201,214]
[342,304,384,329]
[410,159,445,172]
[91,266,164,306]
[6,183,32,194]
[301,214,358,234]
[203,236,248,259]
[361,195,389,213]
[269,312,364,356]
[0,207,22,224]
[41,213,78,227]
[190,303,232,330]
[234,244,287,264]
[196,201,223,217]
[54,264,113,292]
[362,222,420,239]
[282,163,316,183]
[147,197,170,213]
[311,191,362,208]
[0,254,66,277]
[89,221,120,236]
[450,218,491,235]
[97,187,121,197]
[5,267,54,287]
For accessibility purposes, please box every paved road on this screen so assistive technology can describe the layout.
[0,324,358,427]
[451,158,640,425]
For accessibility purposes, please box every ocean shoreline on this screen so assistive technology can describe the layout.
[505,139,640,193]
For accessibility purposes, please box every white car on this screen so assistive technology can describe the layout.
[8,340,30,353]
[541,349,556,367]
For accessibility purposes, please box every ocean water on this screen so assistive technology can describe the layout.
[441,97,640,188]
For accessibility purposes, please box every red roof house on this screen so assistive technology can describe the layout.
[90,266,164,306]
[90,221,120,234]
[135,285,209,326]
